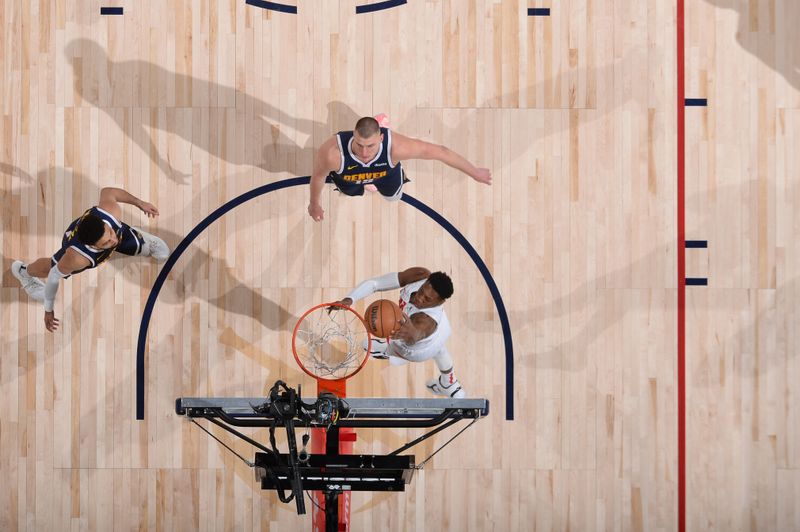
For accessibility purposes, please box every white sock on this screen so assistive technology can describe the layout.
[438,367,457,388]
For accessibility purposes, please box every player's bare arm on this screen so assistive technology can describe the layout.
[392,312,437,345]
[308,137,343,221]
[334,267,430,308]
[390,132,492,185]
[397,267,431,287]
[98,187,159,219]
[43,248,91,332]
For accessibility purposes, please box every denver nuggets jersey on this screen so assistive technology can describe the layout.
[332,127,401,185]
[52,206,143,274]
[394,278,452,354]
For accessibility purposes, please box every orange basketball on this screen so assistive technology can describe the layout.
[363,299,403,338]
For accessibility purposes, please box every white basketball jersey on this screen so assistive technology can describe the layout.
[393,279,451,357]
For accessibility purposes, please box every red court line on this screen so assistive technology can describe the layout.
[676,0,686,530]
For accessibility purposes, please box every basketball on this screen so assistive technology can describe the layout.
[364,299,403,338]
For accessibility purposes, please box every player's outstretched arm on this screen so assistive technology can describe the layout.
[336,273,398,308]
[42,249,90,332]
[390,133,492,185]
[333,267,431,308]
[397,267,431,287]
[99,187,159,219]
[308,137,340,222]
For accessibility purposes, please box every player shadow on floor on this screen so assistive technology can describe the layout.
[704,0,800,91]
[217,326,311,392]
[62,315,305,473]
[64,38,360,184]
[0,165,56,293]
[0,162,36,188]
[11,300,305,469]
[465,267,800,381]
[462,181,800,379]
[0,274,115,388]
[0,163,123,251]
[394,46,646,168]
[122,226,299,332]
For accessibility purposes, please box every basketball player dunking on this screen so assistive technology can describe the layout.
[334,267,465,398]
[307,116,492,221]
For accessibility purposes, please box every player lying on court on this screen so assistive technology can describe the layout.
[334,267,466,398]
[307,116,492,221]
[11,187,170,332]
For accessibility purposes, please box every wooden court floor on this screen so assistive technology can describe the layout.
[1,0,799,530]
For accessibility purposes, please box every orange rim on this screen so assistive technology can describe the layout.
[291,302,372,381]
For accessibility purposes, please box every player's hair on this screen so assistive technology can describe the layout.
[428,271,454,301]
[354,116,380,138]
[76,214,106,245]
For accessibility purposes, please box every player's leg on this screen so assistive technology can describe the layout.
[381,341,465,396]
[425,347,466,398]
[23,258,56,278]
[117,226,169,262]
[134,228,170,261]
[364,337,413,367]
[363,336,391,359]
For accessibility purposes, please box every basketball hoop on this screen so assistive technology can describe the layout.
[291,302,371,531]
[292,302,371,381]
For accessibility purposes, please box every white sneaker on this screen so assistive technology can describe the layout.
[11,261,46,302]
[363,337,389,359]
[426,375,466,399]
[136,229,170,262]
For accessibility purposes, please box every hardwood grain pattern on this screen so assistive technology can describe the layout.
[1,0,798,530]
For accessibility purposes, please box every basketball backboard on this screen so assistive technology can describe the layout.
[176,383,489,532]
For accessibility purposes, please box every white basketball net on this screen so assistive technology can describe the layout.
[293,305,370,380]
